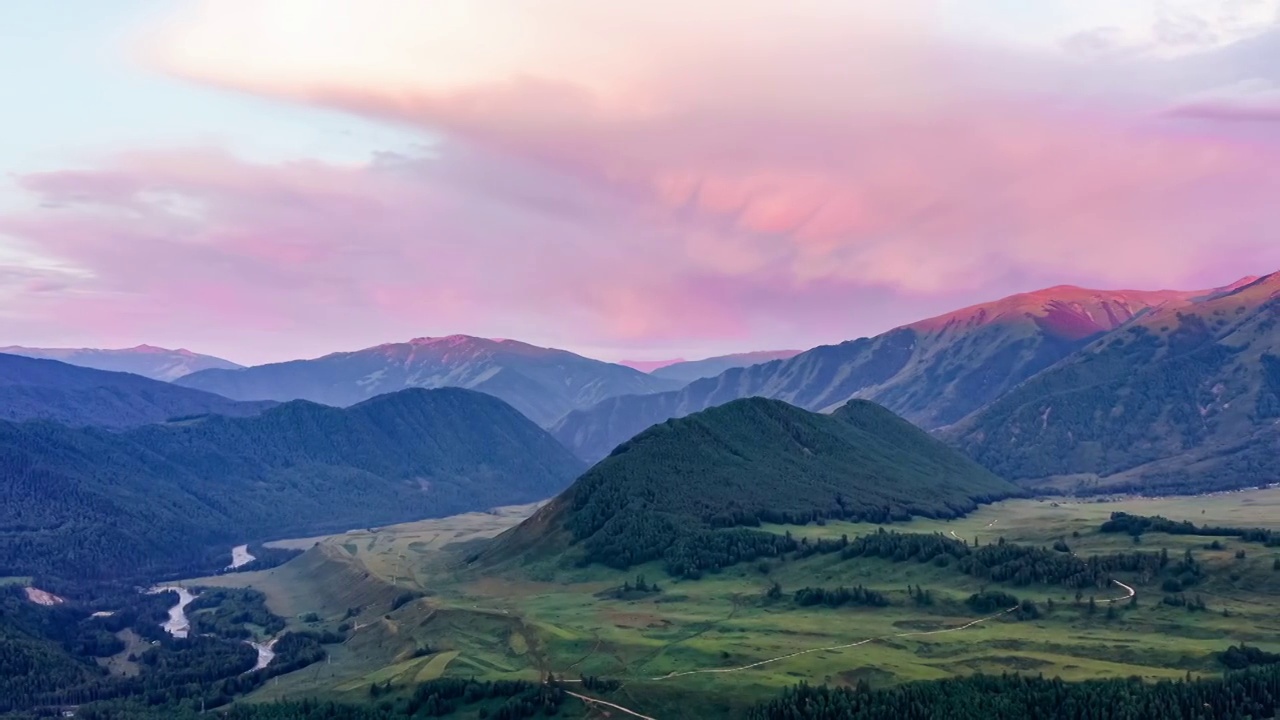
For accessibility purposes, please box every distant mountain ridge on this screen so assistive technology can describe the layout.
[0,353,273,429]
[649,350,804,383]
[955,272,1280,494]
[619,358,686,373]
[0,387,585,580]
[0,344,241,381]
[553,283,1226,462]
[176,335,683,427]
[485,398,1016,574]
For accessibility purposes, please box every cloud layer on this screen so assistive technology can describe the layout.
[3,0,1279,362]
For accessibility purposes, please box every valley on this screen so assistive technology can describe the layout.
[164,487,1280,719]
[0,387,582,581]
[10,7,1280,717]
[6,355,1280,718]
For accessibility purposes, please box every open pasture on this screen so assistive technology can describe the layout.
[190,488,1280,718]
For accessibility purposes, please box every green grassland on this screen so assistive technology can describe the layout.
[183,489,1280,718]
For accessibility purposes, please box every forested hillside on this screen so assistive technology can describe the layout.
[956,273,1280,494]
[0,388,584,581]
[490,398,1016,575]
[0,353,273,428]
[553,286,1209,462]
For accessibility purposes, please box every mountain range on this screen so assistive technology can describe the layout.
[0,345,241,381]
[956,272,1280,494]
[551,283,1234,463]
[174,335,683,427]
[485,397,1016,574]
[0,352,273,429]
[7,269,1269,515]
[647,350,804,383]
[0,387,584,580]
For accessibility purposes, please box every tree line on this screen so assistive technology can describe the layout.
[747,664,1280,719]
[793,585,890,608]
[1101,511,1280,546]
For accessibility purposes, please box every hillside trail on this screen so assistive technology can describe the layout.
[559,606,1017,719]
[1107,579,1136,603]
[650,605,1018,680]
[565,689,659,720]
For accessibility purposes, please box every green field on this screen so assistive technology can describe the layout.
[185,489,1280,718]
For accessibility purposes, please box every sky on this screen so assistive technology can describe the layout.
[2,0,1280,365]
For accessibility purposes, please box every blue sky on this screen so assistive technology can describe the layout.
[0,1,424,179]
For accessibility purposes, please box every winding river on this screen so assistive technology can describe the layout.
[147,584,277,671]
[147,585,197,638]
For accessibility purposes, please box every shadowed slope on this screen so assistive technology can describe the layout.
[0,388,584,581]
[955,273,1280,494]
[554,284,1213,462]
[0,352,272,428]
[487,398,1016,575]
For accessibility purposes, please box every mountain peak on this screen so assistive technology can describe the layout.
[401,334,543,351]
[178,334,681,427]
[0,345,241,381]
[407,334,487,345]
[909,285,1203,341]
[129,343,195,355]
[1222,275,1263,292]
[492,398,1016,573]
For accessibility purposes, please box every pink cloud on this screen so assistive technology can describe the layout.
[3,0,1280,361]
[140,1,1280,292]
[0,145,823,361]
[1165,79,1280,122]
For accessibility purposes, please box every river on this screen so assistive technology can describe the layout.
[148,585,198,638]
[247,637,278,672]
[227,544,256,570]
[148,584,278,670]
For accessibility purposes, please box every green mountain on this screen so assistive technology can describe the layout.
[955,273,1280,494]
[553,285,1214,462]
[0,352,273,428]
[0,388,584,581]
[488,398,1016,575]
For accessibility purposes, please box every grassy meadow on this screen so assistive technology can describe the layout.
[182,489,1280,718]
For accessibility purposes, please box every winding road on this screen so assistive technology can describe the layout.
[1107,579,1136,603]
[565,690,658,720]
